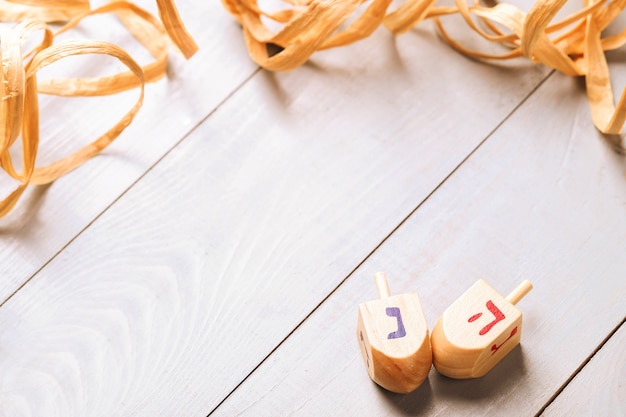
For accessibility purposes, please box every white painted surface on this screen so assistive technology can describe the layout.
[0,2,623,417]
[0,0,257,302]
[212,72,626,416]
[542,322,625,417]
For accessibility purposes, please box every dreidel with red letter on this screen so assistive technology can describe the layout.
[431,279,533,379]
[356,272,432,393]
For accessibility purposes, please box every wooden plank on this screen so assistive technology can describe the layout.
[0,21,551,416]
[0,0,257,302]
[541,321,626,417]
[211,70,626,416]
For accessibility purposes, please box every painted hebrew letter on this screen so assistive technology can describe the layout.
[491,326,518,355]
[468,300,505,336]
[386,307,406,339]
[360,331,370,367]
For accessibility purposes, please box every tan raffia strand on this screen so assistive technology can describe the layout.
[224,0,626,134]
[0,1,197,218]
[0,0,90,22]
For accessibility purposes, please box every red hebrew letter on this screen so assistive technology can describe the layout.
[468,300,505,336]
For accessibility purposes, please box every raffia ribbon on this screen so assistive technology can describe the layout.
[224,0,626,135]
[0,1,197,218]
[2,1,624,218]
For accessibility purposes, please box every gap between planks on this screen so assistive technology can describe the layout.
[535,316,626,417]
[0,67,263,310]
[207,69,558,417]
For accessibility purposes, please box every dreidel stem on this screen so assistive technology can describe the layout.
[506,280,533,305]
[374,272,391,299]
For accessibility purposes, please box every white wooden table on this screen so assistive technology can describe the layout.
[1,1,624,416]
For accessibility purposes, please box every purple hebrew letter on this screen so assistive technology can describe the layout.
[386,307,406,339]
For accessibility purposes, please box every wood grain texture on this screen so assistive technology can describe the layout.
[212,70,626,416]
[0,20,551,417]
[541,321,626,417]
[0,0,257,302]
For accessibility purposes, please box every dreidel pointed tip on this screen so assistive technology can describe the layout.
[357,273,432,393]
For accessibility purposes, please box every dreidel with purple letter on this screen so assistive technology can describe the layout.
[431,279,533,379]
[356,272,432,393]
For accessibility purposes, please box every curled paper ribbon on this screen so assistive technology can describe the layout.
[0,0,90,22]
[2,1,624,219]
[0,0,197,56]
[0,1,197,218]
[224,0,626,134]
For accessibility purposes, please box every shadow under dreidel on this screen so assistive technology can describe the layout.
[433,345,528,402]
[378,375,435,416]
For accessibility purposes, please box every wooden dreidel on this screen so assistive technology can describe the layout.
[356,272,432,393]
[431,279,533,379]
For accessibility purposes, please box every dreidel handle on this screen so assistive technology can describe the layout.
[374,272,391,299]
[506,280,533,305]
